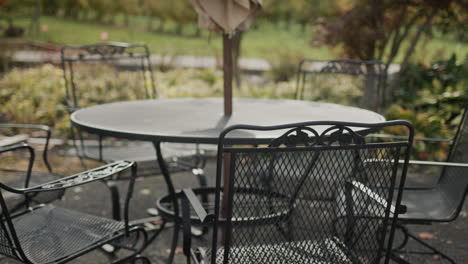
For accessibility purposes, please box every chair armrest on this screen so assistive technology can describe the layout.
[0,123,50,133]
[0,123,53,172]
[0,134,29,147]
[0,161,134,194]
[181,188,215,259]
[367,133,452,143]
[182,188,215,223]
[0,143,34,156]
[0,143,35,187]
[398,160,468,168]
[366,158,468,168]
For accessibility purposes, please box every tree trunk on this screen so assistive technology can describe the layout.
[361,65,379,111]
[147,17,153,31]
[382,8,425,109]
[124,14,129,27]
[157,20,165,32]
[176,24,183,35]
[194,27,201,37]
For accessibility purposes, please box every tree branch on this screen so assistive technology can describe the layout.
[384,7,426,73]
[400,7,438,72]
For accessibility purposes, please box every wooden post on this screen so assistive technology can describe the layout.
[223,34,233,116]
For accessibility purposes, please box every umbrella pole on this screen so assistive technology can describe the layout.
[223,34,233,116]
[222,34,233,246]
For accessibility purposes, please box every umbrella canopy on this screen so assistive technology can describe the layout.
[189,0,262,34]
[188,0,262,115]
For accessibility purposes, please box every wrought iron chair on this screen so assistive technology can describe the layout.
[0,160,150,263]
[0,124,64,212]
[61,42,208,226]
[388,105,468,264]
[176,120,413,264]
[295,59,387,112]
[61,42,156,167]
[60,41,203,175]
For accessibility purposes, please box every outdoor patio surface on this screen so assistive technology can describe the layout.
[0,148,467,264]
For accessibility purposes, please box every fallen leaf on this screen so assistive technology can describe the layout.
[418,232,435,240]
[446,240,454,245]
[166,247,184,255]
[432,254,441,261]
[140,188,151,195]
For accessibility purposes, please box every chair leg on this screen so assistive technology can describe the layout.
[103,180,121,221]
[167,224,181,264]
[141,220,167,252]
[69,124,88,170]
[394,224,457,264]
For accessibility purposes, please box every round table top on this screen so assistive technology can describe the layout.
[71,98,385,144]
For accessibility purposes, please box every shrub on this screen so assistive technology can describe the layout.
[267,48,303,82]
[386,54,468,160]
[0,64,69,136]
[0,65,298,138]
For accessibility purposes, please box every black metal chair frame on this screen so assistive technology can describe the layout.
[0,124,64,212]
[60,41,157,163]
[295,59,387,112]
[389,105,468,264]
[61,42,209,236]
[61,42,207,171]
[178,120,414,264]
[0,160,150,263]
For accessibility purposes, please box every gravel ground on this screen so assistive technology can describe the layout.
[0,148,467,264]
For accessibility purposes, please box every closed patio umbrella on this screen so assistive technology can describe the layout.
[188,0,262,115]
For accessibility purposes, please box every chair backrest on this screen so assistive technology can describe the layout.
[61,42,157,112]
[438,105,468,219]
[295,59,386,112]
[210,121,413,264]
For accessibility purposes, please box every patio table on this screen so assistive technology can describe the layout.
[71,98,385,145]
[71,97,385,201]
[71,97,385,196]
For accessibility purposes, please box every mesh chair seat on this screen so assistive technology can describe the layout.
[198,238,354,264]
[11,205,124,264]
[399,187,458,222]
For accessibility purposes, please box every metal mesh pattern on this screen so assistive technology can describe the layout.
[0,221,15,259]
[204,238,354,264]
[61,43,156,111]
[8,205,123,263]
[215,143,404,264]
[61,43,158,163]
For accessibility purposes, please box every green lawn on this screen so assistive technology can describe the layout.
[9,15,468,63]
